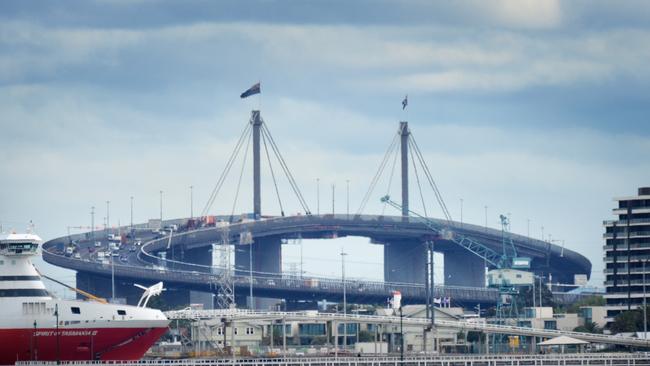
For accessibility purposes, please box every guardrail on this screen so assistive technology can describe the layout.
[15,353,650,366]
[163,309,650,348]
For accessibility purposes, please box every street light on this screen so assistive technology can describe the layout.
[316,178,320,215]
[106,200,110,237]
[643,259,648,342]
[190,185,194,219]
[484,205,488,231]
[332,184,335,215]
[346,179,350,218]
[159,190,163,222]
[341,249,347,351]
[460,198,464,227]
[130,196,134,233]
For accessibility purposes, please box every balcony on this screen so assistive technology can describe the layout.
[603,231,650,239]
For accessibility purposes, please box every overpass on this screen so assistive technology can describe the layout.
[42,214,591,308]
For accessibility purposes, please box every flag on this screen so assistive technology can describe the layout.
[240,82,261,98]
[402,95,408,110]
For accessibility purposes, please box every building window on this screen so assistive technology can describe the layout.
[71,307,81,314]
[299,323,326,336]
[544,320,556,330]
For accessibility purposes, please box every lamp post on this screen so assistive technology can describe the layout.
[346,179,350,219]
[111,249,115,300]
[106,200,110,237]
[332,184,335,215]
[643,259,648,342]
[159,190,163,222]
[399,305,404,361]
[55,303,60,364]
[484,205,488,231]
[190,185,194,219]
[130,196,134,233]
[460,198,463,227]
[90,206,95,241]
[249,243,253,309]
[341,249,347,351]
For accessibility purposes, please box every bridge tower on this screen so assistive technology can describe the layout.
[400,121,409,217]
[252,110,262,219]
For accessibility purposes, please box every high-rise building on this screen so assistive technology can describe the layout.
[603,187,650,323]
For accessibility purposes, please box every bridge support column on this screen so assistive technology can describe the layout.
[443,250,485,287]
[184,247,214,309]
[75,271,189,308]
[384,240,427,284]
[235,235,282,309]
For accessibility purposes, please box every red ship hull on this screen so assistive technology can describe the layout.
[0,327,168,365]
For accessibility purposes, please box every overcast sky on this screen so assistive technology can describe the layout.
[1,0,649,294]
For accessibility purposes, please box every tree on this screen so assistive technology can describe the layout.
[516,282,555,309]
[609,307,650,334]
[358,330,373,342]
[573,321,602,334]
[562,295,605,314]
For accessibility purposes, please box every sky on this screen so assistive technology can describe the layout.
[1,0,650,296]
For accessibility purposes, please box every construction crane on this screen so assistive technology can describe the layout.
[381,195,508,268]
[380,196,534,332]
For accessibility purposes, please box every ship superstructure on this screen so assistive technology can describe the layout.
[0,232,169,364]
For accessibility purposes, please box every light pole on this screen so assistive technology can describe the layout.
[130,196,134,233]
[332,184,335,215]
[106,200,110,237]
[460,198,464,227]
[484,205,488,231]
[111,249,115,300]
[249,243,253,309]
[316,178,320,215]
[643,259,648,342]
[341,249,347,350]
[90,206,95,241]
[346,179,350,218]
[190,185,194,219]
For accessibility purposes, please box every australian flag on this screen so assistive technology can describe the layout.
[240,82,261,99]
[402,95,408,110]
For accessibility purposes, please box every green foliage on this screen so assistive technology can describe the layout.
[516,282,555,309]
[573,321,602,334]
[562,295,605,314]
[610,307,650,334]
[358,330,374,342]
